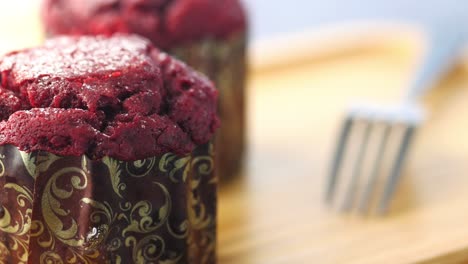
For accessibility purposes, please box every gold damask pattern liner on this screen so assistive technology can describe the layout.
[0,143,216,264]
[172,34,247,180]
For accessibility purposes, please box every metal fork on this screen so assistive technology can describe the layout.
[325,26,464,215]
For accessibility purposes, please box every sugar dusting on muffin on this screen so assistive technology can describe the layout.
[0,35,219,160]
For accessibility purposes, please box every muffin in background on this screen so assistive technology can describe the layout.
[42,0,248,180]
[0,35,218,263]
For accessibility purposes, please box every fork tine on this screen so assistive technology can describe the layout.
[378,125,416,214]
[325,117,354,203]
[358,124,392,214]
[341,121,373,212]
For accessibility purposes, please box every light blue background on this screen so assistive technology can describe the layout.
[245,0,467,40]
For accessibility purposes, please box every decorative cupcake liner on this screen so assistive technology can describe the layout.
[172,34,247,179]
[0,143,216,264]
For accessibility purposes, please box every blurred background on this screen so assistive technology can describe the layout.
[247,0,465,40]
[2,0,468,47]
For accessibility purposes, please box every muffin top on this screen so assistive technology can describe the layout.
[0,35,219,160]
[42,0,247,49]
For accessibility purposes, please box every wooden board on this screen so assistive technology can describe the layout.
[1,2,468,263]
[219,38,468,264]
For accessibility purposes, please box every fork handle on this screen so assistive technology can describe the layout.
[406,26,464,101]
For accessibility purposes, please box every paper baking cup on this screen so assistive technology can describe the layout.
[0,143,216,264]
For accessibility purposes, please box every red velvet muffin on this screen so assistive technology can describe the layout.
[42,0,248,180]
[0,35,218,263]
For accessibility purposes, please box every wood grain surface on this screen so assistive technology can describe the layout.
[1,2,468,263]
[219,40,468,263]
